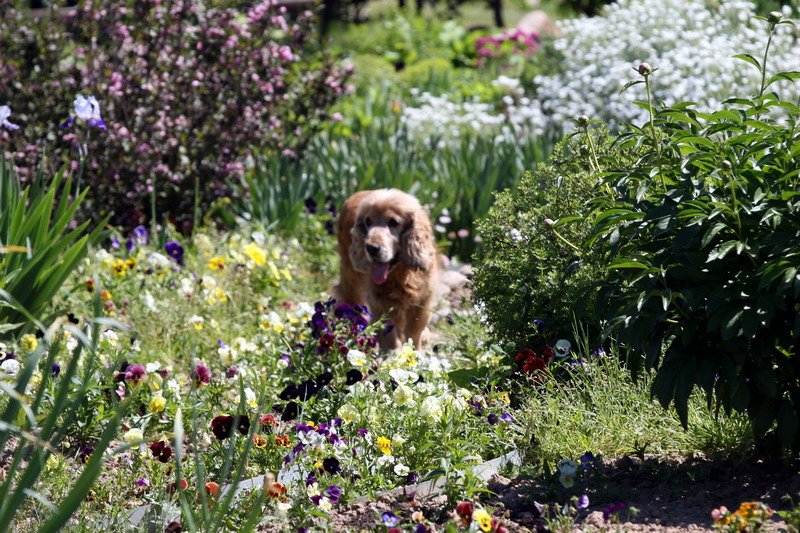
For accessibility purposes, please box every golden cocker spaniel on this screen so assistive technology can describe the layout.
[334,189,438,351]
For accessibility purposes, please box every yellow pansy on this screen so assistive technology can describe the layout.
[20,334,38,352]
[149,394,166,414]
[472,509,492,531]
[243,243,266,266]
[111,258,127,276]
[208,256,226,270]
[377,436,392,455]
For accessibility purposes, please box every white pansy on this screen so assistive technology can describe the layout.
[147,252,171,270]
[294,301,314,320]
[1,358,20,376]
[347,349,368,367]
[102,329,118,346]
[388,368,419,385]
[123,428,143,443]
[377,454,395,467]
[167,379,180,395]
[394,463,410,476]
[420,395,443,422]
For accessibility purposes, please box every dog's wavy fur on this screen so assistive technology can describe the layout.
[334,189,438,350]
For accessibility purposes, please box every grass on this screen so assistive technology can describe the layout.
[518,348,754,468]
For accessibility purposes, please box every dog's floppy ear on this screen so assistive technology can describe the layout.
[349,218,370,273]
[400,208,435,271]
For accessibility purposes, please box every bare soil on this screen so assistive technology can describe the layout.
[311,454,800,532]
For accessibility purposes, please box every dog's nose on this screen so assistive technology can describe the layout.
[365,243,381,257]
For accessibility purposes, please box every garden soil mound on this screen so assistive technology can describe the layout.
[262,454,799,532]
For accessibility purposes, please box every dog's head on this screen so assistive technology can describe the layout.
[349,189,435,285]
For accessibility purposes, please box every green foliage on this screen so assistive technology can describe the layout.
[0,312,129,531]
[0,157,105,336]
[471,126,639,343]
[588,15,800,450]
[238,104,555,260]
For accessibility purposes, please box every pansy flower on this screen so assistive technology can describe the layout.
[275,434,291,447]
[472,509,492,531]
[150,440,173,463]
[325,484,341,503]
[558,459,579,488]
[0,105,19,130]
[165,241,184,265]
[208,256,226,270]
[125,364,147,386]
[577,495,590,509]
[381,512,399,527]
[60,95,107,130]
[579,451,596,470]
[377,436,392,455]
[322,457,340,475]
[78,445,94,464]
[133,225,148,245]
[164,521,182,533]
[236,414,251,436]
[281,401,298,421]
[603,502,626,523]
[499,413,515,427]
[211,414,234,440]
[253,434,267,448]
[193,364,211,387]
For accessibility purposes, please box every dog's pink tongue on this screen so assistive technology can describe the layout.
[370,262,391,285]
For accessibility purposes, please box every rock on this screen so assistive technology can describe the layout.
[440,269,468,290]
[586,510,606,527]
[516,10,562,38]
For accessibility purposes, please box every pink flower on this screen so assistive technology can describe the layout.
[193,364,211,387]
[125,364,147,386]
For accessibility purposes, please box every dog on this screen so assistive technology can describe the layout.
[334,189,438,351]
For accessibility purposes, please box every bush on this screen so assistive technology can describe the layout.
[471,126,634,343]
[0,0,349,230]
[588,14,800,450]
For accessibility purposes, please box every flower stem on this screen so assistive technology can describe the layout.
[644,73,665,189]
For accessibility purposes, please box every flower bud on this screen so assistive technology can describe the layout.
[721,160,732,171]
[543,218,555,227]
[577,115,590,127]
[768,11,782,24]
[637,63,653,76]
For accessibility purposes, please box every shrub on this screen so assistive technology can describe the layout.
[471,126,633,343]
[0,0,349,230]
[588,14,800,449]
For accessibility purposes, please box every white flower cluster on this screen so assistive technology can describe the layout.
[399,0,800,141]
[535,0,800,130]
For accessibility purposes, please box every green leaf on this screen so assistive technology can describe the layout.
[619,79,645,95]
[765,71,800,89]
[732,54,761,70]
[447,367,491,387]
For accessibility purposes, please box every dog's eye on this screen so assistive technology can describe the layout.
[388,218,399,228]
[364,217,372,227]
